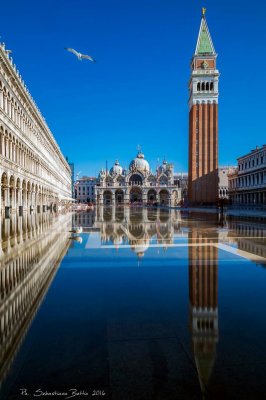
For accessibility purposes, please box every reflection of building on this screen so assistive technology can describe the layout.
[188,9,219,204]
[96,206,181,258]
[73,208,95,227]
[75,176,97,203]
[96,150,182,206]
[227,220,266,259]
[188,225,219,394]
[228,145,266,205]
[80,206,183,259]
[0,213,71,384]
[0,42,72,219]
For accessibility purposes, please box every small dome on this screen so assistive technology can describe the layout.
[110,160,123,176]
[129,151,150,173]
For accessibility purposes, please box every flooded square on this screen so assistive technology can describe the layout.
[0,206,266,400]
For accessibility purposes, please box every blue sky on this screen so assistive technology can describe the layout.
[1,0,265,176]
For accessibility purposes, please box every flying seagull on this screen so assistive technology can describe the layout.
[65,48,96,62]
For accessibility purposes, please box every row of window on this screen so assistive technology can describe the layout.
[0,130,69,191]
[229,172,265,189]
[0,79,67,173]
[78,189,94,193]
[238,154,265,171]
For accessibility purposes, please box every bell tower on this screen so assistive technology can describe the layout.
[188,8,219,204]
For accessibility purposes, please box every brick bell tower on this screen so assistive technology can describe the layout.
[188,8,220,204]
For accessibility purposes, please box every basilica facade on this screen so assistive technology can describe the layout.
[96,150,182,206]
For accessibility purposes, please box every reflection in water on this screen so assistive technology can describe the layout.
[73,207,266,263]
[188,226,219,395]
[0,206,265,398]
[227,219,266,259]
[74,206,182,259]
[0,212,71,386]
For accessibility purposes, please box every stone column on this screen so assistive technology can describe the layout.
[124,189,129,205]
[142,190,147,205]
[4,186,9,206]
[169,192,173,207]
[99,204,104,221]
[22,188,27,209]
[111,204,115,222]
[31,191,35,209]
[111,191,115,206]
[11,186,16,212]
[27,190,31,210]
[99,193,103,206]
[17,188,22,208]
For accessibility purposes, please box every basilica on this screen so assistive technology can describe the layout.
[96,149,182,206]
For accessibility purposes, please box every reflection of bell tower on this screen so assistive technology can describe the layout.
[188,8,219,204]
[188,226,219,393]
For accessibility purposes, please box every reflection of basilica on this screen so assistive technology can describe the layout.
[96,150,183,206]
[0,213,71,385]
[90,206,182,258]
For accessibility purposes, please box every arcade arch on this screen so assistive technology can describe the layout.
[130,186,142,203]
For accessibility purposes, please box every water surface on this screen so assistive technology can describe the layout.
[0,207,266,399]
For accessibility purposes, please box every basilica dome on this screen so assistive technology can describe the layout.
[110,160,123,175]
[158,159,168,174]
[132,242,149,259]
[129,151,150,173]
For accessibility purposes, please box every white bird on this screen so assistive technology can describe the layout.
[65,48,96,62]
[69,227,83,234]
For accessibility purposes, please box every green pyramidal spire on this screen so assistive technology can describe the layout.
[195,10,215,55]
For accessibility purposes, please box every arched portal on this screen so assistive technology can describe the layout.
[159,189,169,205]
[115,189,124,204]
[130,186,142,203]
[147,189,157,204]
[129,174,143,186]
[103,190,112,205]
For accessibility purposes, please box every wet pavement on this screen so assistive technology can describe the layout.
[0,206,266,399]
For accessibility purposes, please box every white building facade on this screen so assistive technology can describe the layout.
[75,177,97,203]
[228,145,266,205]
[96,150,182,206]
[0,42,72,217]
[218,166,236,199]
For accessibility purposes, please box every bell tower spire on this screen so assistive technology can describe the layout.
[188,9,220,204]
